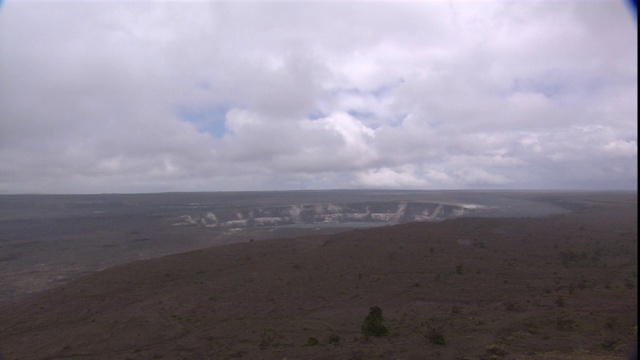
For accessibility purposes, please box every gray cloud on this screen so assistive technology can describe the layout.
[0,0,636,193]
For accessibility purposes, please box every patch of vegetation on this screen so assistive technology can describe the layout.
[604,317,618,330]
[328,334,341,345]
[306,337,319,346]
[556,315,577,331]
[504,300,526,312]
[350,350,365,360]
[259,329,281,349]
[601,338,620,351]
[559,248,601,268]
[361,306,389,338]
[575,277,593,290]
[624,277,635,289]
[481,343,508,359]
[427,328,446,345]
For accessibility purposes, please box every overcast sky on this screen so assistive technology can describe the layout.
[0,0,637,194]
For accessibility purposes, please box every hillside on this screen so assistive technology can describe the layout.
[0,193,636,359]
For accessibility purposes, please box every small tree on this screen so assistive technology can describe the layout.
[361,306,389,338]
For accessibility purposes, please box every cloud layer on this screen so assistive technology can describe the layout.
[0,1,637,193]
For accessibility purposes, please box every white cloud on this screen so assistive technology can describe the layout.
[603,140,637,157]
[355,166,430,189]
[0,0,636,193]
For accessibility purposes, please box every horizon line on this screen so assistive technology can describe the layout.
[0,188,637,196]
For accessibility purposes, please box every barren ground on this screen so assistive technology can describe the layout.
[0,192,636,359]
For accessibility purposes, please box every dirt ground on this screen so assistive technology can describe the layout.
[0,192,636,359]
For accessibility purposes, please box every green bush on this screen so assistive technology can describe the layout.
[428,328,446,345]
[361,306,389,337]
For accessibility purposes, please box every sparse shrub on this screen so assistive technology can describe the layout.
[504,300,526,312]
[556,315,577,331]
[361,306,389,338]
[481,343,508,359]
[559,249,601,268]
[451,305,462,315]
[259,335,272,349]
[505,301,516,311]
[601,338,620,351]
[624,278,635,289]
[604,317,619,330]
[555,296,565,308]
[328,334,341,345]
[259,329,279,349]
[306,337,319,346]
[559,249,581,267]
[577,278,591,289]
[455,264,465,275]
[427,328,446,345]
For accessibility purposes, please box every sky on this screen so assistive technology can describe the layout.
[0,0,637,194]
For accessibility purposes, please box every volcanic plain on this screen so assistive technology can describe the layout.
[0,191,636,359]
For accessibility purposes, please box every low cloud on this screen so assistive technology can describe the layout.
[0,1,636,193]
